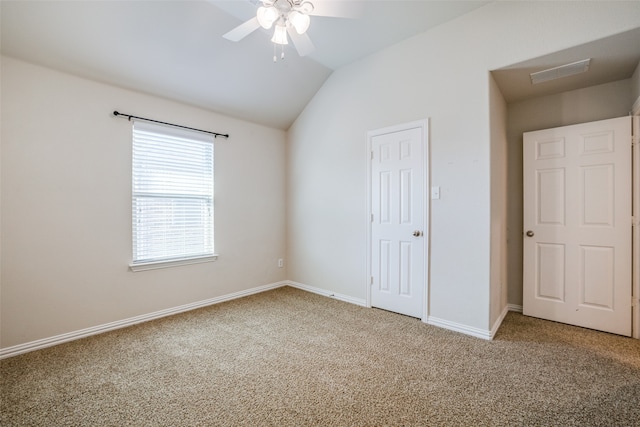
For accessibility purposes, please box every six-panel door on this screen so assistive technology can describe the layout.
[370,126,425,318]
[523,117,632,336]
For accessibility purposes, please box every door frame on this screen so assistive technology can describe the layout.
[632,97,640,339]
[365,119,430,322]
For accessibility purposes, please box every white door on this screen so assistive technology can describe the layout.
[523,116,632,336]
[370,122,427,318]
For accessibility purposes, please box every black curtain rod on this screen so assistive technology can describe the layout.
[113,111,229,139]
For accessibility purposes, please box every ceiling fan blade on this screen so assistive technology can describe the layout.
[287,29,316,57]
[308,0,364,19]
[206,0,259,21]
[222,17,261,42]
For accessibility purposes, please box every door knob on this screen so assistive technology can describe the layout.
[526,230,534,237]
[413,230,422,237]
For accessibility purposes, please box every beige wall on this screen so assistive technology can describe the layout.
[489,73,508,328]
[505,79,634,308]
[1,57,287,349]
[632,61,640,107]
[0,53,3,340]
[287,1,640,334]
[3,2,640,349]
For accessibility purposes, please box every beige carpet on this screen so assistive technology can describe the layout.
[2,287,639,426]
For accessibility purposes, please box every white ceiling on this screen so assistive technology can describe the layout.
[2,1,638,130]
[0,0,489,129]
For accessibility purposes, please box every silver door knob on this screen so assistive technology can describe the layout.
[413,230,422,237]
[526,230,534,237]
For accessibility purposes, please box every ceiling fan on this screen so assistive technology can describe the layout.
[222,0,362,61]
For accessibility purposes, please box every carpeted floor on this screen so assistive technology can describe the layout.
[1,286,639,426]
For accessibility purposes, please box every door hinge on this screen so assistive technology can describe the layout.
[633,216,639,227]
[632,297,639,308]
[371,151,374,160]
[371,213,374,222]
[370,276,374,285]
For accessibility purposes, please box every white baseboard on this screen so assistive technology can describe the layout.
[428,305,509,341]
[425,316,493,340]
[0,281,288,360]
[286,281,367,307]
[290,280,507,340]
[490,305,510,339]
[508,304,523,313]
[0,280,522,359]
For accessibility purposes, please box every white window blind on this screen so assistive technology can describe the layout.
[132,120,214,267]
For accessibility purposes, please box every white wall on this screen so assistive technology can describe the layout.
[1,57,287,349]
[506,79,634,307]
[287,1,640,334]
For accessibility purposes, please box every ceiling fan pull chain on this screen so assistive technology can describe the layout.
[273,43,285,62]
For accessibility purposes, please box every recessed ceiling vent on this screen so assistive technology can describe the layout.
[530,58,591,85]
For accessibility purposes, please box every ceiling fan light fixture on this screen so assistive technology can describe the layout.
[271,24,288,45]
[257,6,279,29]
[288,11,310,34]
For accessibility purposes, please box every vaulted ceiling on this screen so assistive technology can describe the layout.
[2,1,639,130]
[0,0,489,129]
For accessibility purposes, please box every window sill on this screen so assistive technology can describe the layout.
[129,254,218,272]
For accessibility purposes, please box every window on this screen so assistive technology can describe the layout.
[130,120,215,271]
